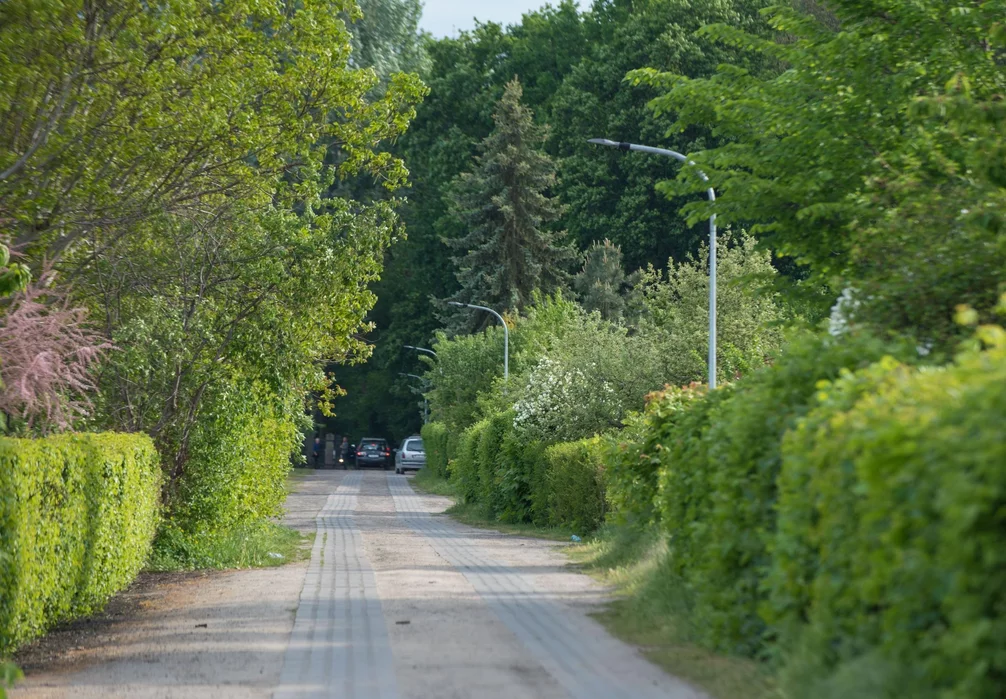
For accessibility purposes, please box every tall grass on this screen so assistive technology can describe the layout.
[148,521,310,571]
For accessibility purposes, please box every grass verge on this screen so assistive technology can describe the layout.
[412,466,457,496]
[444,501,577,542]
[0,661,21,699]
[569,525,777,699]
[147,520,313,572]
[411,468,577,542]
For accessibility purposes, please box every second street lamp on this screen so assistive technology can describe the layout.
[404,345,437,358]
[447,301,508,381]
[588,138,719,389]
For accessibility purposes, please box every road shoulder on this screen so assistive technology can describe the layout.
[10,469,338,699]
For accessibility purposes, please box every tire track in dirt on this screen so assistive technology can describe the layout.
[386,474,704,699]
[274,472,398,699]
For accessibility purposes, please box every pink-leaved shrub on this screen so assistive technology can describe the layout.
[0,279,109,431]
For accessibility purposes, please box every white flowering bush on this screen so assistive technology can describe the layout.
[513,357,621,443]
[828,287,861,337]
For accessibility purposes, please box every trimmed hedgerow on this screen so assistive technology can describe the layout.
[0,432,161,654]
[654,332,917,655]
[604,383,706,527]
[420,422,450,478]
[450,419,486,505]
[769,333,1006,699]
[542,437,607,535]
[437,415,609,535]
[476,411,513,516]
[495,428,530,523]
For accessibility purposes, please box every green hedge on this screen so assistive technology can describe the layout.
[420,422,450,477]
[450,418,486,504]
[476,411,513,517]
[695,333,915,655]
[541,437,607,535]
[605,383,706,526]
[768,337,1006,698]
[0,433,161,654]
[613,333,916,655]
[168,384,299,536]
[435,412,609,535]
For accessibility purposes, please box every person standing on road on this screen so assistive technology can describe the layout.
[312,436,323,468]
[339,437,351,469]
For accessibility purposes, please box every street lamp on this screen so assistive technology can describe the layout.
[398,373,430,424]
[404,345,437,358]
[447,301,508,381]
[588,138,718,389]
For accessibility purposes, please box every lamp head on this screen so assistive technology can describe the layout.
[588,138,630,150]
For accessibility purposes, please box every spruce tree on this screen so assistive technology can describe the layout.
[574,239,635,323]
[442,78,575,332]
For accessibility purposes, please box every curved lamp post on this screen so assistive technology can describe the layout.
[404,344,437,358]
[447,301,508,382]
[588,138,718,389]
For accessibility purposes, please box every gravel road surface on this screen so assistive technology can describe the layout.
[13,470,704,699]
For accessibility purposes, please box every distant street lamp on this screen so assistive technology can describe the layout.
[447,301,508,382]
[588,138,719,389]
[404,344,437,358]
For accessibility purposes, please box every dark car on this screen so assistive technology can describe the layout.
[355,438,391,469]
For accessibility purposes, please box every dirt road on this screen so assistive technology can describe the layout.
[13,470,703,699]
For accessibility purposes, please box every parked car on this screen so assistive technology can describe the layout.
[395,436,426,474]
[355,438,391,469]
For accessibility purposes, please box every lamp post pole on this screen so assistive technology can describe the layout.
[447,301,508,382]
[587,138,718,389]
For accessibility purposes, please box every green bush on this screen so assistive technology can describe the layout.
[605,383,706,527]
[524,440,551,526]
[657,386,734,597]
[421,422,450,477]
[476,411,513,517]
[543,437,607,535]
[496,430,541,524]
[445,429,461,470]
[770,331,1006,699]
[0,433,161,654]
[676,332,915,655]
[166,384,301,538]
[450,419,487,505]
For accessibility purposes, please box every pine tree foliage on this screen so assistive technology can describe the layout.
[444,78,575,331]
[573,239,635,322]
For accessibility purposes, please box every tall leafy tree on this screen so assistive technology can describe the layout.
[547,0,775,270]
[636,0,1006,345]
[349,0,431,80]
[0,0,425,532]
[443,78,575,330]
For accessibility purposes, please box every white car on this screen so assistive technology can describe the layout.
[395,436,426,474]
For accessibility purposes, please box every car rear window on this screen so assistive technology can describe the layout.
[405,439,424,452]
[360,440,385,450]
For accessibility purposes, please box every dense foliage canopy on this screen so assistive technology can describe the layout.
[1,0,425,550]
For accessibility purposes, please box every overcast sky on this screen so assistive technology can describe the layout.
[420,0,573,37]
